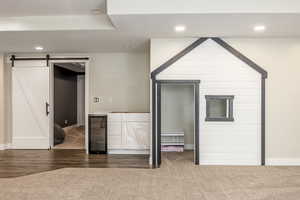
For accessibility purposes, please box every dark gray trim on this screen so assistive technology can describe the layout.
[195,83,200,165]
[154,80,200,166]
[157,83,162,167]
[156,80,200,84]
[211,38,268,79]
[205,95,234,122]
[46,54,50,66]
[205,118,234,122]
[205,95,234,99]
[151,77,157,168]
[151,38,208,78]
[261,78,266,165]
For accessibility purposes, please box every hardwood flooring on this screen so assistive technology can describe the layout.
[0,149,149,178]
[53,126,85,149]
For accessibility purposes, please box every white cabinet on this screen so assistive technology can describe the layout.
[107,113,150,154]
[124,122,149,148]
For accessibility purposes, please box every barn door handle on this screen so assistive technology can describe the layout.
[46,102,50,116]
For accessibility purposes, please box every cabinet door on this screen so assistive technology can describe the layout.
[107,121,122,149]
[124,122,149,149]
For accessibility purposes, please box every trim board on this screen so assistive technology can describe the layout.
[266,158,300,166]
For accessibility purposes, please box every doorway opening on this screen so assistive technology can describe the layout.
[161,84,194,164]
[154,80,200,167]
[52,63,86,150]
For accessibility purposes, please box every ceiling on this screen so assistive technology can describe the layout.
[0,0,300,53]
[0,0,106,17]
[0,30,147,53]
[110,14,300,38]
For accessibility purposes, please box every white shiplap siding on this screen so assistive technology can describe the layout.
[156,39,261,165]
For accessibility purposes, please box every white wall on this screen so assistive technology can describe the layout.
[0,54,5,147]
[151,38,300,165]
[89,53,150,113]
[3,60,12,146]
[108,0,300,14]
[1,52,150,146]
[225,39,300,165]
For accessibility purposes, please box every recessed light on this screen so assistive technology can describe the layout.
[254,25,266,32]
[174,25,186,32]
[35,46,44,51]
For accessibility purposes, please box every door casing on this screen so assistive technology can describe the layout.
[153,80,200,167]
[49,59,90,153]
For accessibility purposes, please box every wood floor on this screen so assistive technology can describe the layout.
[0,149,150,178]
[53,126,85,149]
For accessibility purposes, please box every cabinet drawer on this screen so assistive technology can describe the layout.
[125,113,150,122]
[107,122,122,136]
[108,114,122,122]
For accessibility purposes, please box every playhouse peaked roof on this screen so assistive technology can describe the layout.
[151,37,268,79]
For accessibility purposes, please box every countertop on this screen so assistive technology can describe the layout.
[89,112,150,116]
[110,112,150,113]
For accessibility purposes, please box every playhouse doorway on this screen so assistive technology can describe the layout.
[155,80,200,167]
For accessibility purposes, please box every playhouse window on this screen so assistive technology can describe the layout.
[205,95,234,121]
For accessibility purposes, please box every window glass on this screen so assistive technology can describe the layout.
[207,99,227,118]
[205,95,234,121]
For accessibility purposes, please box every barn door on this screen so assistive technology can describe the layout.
[12,65,50,149]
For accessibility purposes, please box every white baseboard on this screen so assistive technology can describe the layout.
[108,149,150,155]
[6,143,12,149]
[266,158,300,166]
[0,143,12,150]
[200,160,260,166]
[200,158,300,166]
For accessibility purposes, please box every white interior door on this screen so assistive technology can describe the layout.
[12,66,50,149]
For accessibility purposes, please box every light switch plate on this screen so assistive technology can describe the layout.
[94,97,100,103]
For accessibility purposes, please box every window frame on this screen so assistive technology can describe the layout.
[205,95,234,122]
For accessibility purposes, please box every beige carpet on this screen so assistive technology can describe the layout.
[1,152,300,200]
[54,126,85,149]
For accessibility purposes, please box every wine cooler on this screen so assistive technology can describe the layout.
[88,115,107,154]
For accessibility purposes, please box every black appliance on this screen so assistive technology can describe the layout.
[88,115,107,154]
